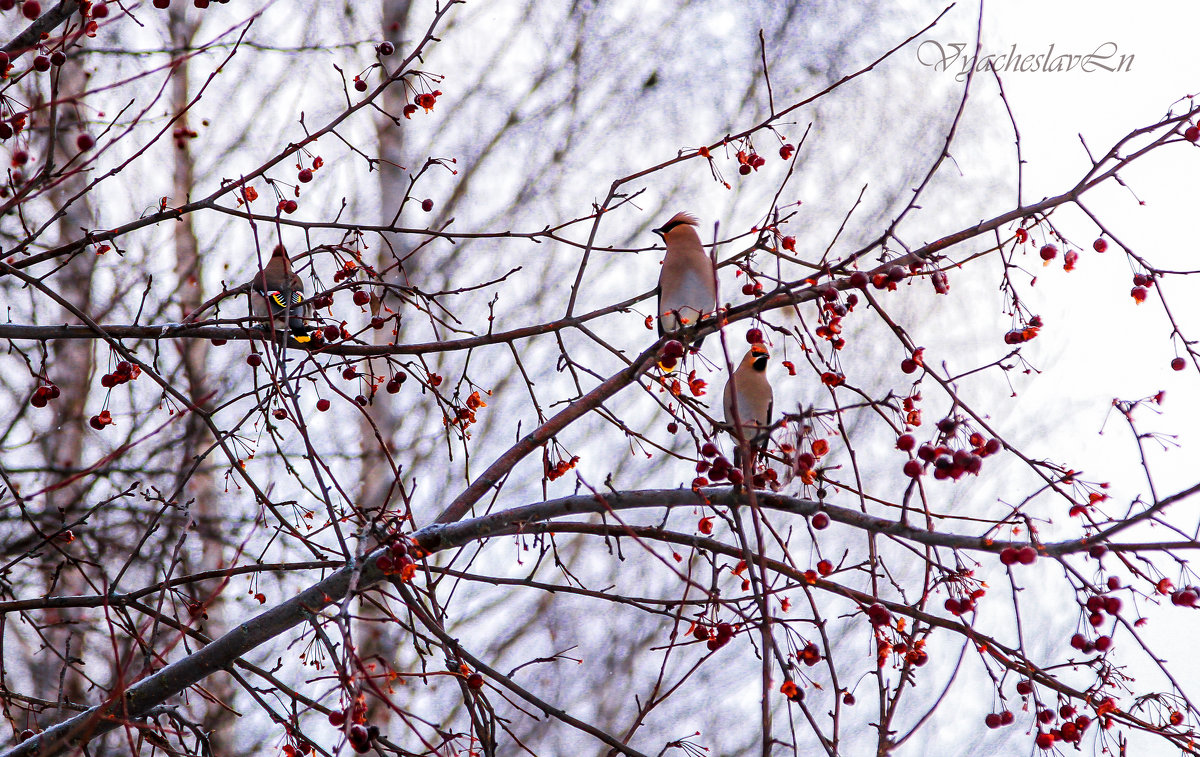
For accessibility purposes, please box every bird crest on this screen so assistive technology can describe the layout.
[653,212,701,237]
[665,211,699,227]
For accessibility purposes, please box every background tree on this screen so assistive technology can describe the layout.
[1,2,1198,757]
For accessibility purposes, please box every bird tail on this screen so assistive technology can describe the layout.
[288,317,311,343]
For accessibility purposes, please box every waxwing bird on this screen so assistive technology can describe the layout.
[723,343,773,467]
[654,212,716,347]
[250,245,311,343]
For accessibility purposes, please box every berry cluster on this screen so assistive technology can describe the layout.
[100,360,140,388]
[29,383,60,408]
[327,701,378,754]
[901,426,1000,481]
[373,537,417,580]
[693,441,743,487]
[692,620,735,651]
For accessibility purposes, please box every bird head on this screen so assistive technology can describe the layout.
[652,211,700,240]
[750,342,769,371]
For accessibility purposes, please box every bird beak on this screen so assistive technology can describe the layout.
[651,225,667,239]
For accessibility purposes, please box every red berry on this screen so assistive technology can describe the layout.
[17,729,34,740]
[812,513,829,530]
[353,290,370,306]
[903,459,923,478]
[76,133,95,151]
[662,339,685,358]
[1092,238,1108,253]
[1038,244,1057,261]
[246,353,262,367]
[91,2,108,17]
[354,78,367,92]
[700,442,718,458]
[984,713,1001,729]
[421,198,434,212]
[745,328,763,344]
[377,41,395,56]
[666,422,679,434]
[153,0,168,6]
[1172,357,1186,371]
[1035,732,1054,750]
[194,0,209,6]
[999,547,1018,565]
[1131,286,1148,303]
[726,468,744,486]
[89,415,105,430]
[370,316,385,330]
[849,271,868,289]
[323,325,340,341]
[741,283,756,295]
[866,603,891,626]
[328,711,345,726]
[1094,635,1112,652]
[896,434,916,451]
[1017,546,1037,565]
[386,379,401,393]
[316,398,331,412]
[466,672,484,690]
[49,50,65,66]
[282,199,298,214]
[298,168,313,183]
[944,597,961,615]
[817,559,833,576]
[1016,679,1033,696]
[781,235,796,251]
[342,367,357,380]
[33,55,50,72]
[1070,633,1087,650]
[355,395,368,406]
[30,393,47,408]
[900,358,918,374]
[1186,126,1200,142]
[738,164,752,176]
[23,0,41,18]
